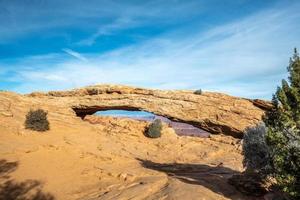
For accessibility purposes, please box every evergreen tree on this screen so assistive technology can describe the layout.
[264,48,300,199]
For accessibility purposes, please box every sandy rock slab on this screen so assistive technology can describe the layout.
[0,85,271,199]
[27,84,271,138]
[1,109,262,200]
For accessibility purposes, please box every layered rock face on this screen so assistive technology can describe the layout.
[0,110,251,200]
[0,85,272,199]
[29,85,271,138]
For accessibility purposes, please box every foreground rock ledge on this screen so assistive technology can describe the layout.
[26,85,271,138]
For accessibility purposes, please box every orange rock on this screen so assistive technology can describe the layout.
[27,84,269,137]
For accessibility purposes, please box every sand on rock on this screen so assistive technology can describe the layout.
[0,86,268,199]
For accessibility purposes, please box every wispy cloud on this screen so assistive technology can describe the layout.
[0,0,204,44]
[77,17,136,46]
[62,48,88,61]
[1,1,300,100]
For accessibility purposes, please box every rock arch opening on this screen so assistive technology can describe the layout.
[73,106,143,118]
[73,107,210,138]
[95,110,155,120]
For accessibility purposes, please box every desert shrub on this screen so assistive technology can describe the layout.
[146,119,162,138]
[238,49,300,199]
[266,128,300,199]
[263,49,300,199]
[25,109,49,131]
[230,123,272,196]
[243,123,271,174]
[194,89,202,95]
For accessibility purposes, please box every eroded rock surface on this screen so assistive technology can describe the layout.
[0,111,255,200]
[0,86,271,199]
[29,84,270,137]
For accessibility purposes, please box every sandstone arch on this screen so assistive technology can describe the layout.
[29,85,271,138]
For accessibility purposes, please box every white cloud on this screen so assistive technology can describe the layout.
[77,17,137,46]
[62,48,88,61]
[2,3,300,100]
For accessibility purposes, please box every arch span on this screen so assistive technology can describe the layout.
[72,105,242,137]
[31,85,270,138]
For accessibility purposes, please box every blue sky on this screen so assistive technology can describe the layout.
[95,110,154,117]
[1,0,300,99]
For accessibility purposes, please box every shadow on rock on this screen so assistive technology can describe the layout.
[137,158,257,199]
[0,160,18,179]
[0,159,55,200]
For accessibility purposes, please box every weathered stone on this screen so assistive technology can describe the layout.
[25,84,270,137]
[0,87,268,199]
